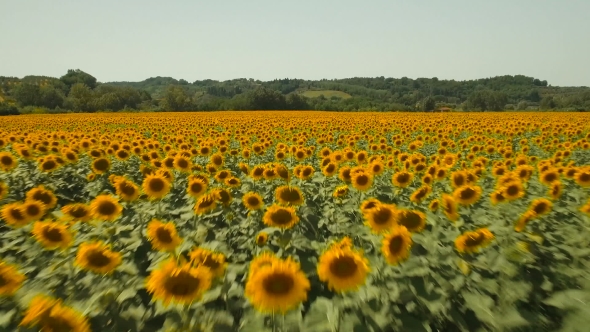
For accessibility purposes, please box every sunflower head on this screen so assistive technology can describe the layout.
[31,220,74,250]
[392,171,414,188]
[245,257,310,313]
[61,203,92,222]
[21,200,47,222]
[351,171,373,191]
[529,198,553,216]
[262,205,299,229]
[364,203,397,233]
[441,194,459,222]
[243,192,264,211]
[360,198,381,214]
[255,232,268,246]
[146,259,213,307]
[189,248,227,278]
[75,241,122,275]
[90,195,123,222]
[333,185,349,198]
[115,179,140,202]
[317,246,370,293]
[194,192,219,215]
[0,260,26,296]
[453,185,482,206]
[382,226,413,265]
[1,202,29,227]
[142,173,171,200]
[20,295,91,332]
[455,228,494,254]
[409,185,431,204]
[514,210,538,232]
[91,157,111,174]
[26,186,58,209]
[275,185,305,206]
[146,219,182,252]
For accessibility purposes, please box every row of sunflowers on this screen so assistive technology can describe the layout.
[1,111,590,331]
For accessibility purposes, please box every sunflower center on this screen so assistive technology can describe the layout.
[42,227,63,242]
[25,204,42,217]
[325,164,336,173]
[0,156,13,166]
[42,160,57,170]
[203,255,221,270]
[388,236,404,254]
[263,273,294,295]
[397,173,410,184]
[33,192,52,205]
[165,271,201,296]
[9,207,26,221]
[87,250,112,268]
[270,209,294,225]
[580,172,590,182]
[329,255,358,278]
[70,206,88,218]
[148,178,165,192]
[302,168,312,177]
[506,185,519,196]
[253,168,264,177]
[197,197,216,210]
[355,175,369,186]
[398,211,423,230]
[279,188,301,203]
[464,233,484,247]
[372,208,393,224]
[459,187,476,200]
[93,159,109,171]
[533,203,549,215]
[156,227,173,243]
[544,173,557,182]
[119,182,137,196]
[97,201,116,216]
[453,176,465,187]
[190,182,204,193]
[247,196,261,207]
[41,315,75,332]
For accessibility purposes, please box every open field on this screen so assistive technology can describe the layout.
[300,90,352,99]
[1,112,590,331]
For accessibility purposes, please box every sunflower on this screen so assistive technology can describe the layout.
[338,166,352,182]
[114,179,140,202]
[75,241,122,275]
[38,158,59,172]
[333,185,349,198]
[322,162,338,177]
[146,259,213,306]
[0,260,26,296]
[90,194,123,222]
[317,246,369,293]
[61,203,92,222]
[194,192,219,215]
[21,200,47,222]
[186,178,208,199]
[142,173,171,200]
[441,194,459,222]
[0,152,18,172]
[1,202,29,227]
[574,168,590,187]
[256,232,268,246]
[452,185,482,206]
[262,205,299,229]
[364,203,397,233]
[250,165,265,180]
[455,228,494,254]
[500,180,525,201]
[91,157,111,174]
[351,171,373,191]
[360,198,381,214]
[225,176,241,188]
[146,219,182,252]
[189,247,227,278]
[26,185,58,209]
[391,170,414,188]
[249,251,280,276]
[409,185,431,204]
[20,295,91,332]
[548,181,562,200]
[0,181,7,200]
[245,257,310,313]
[490,190,506,205]
[173,155,192,172]
[529,198,553,216]
[394,209,426,232]
[579,200,590,216]
[275,185,305,206]
[243,192,264,211]
[514,210,538,232]
[539,168,560,185]
[299,165,314,180]
[239,162,250,175]
[381,226,413,265]
[31,220,74,250]
[428,199,439,211]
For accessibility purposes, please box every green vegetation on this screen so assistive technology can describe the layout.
[1,70,589,115]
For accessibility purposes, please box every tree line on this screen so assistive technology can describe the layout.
[1,69,589,115]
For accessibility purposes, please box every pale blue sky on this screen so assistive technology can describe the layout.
[1,0,589,86]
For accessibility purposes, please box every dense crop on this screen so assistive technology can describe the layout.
[1,111,590,331]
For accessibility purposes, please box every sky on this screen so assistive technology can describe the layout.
[1,0,589,86]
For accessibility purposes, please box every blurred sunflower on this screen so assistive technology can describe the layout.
[333,185,349,198]
[146,259,212,306]
[351,171,373,191]
[114,179,140,202]
[90,194,123,222]
[441,194,459,222]
[245,257,310,313]
[91,157,111,174]
[539,168,560,185]
[75,241,122,275]
[0,181,7,200]
[61,203,92,222]
[528,198,553,216]
[455,228,494,254]
[453,185,482,206]
[395,209,426,232]
[194,192,219,215]
[225,176,241,188]
[322,162,338,177]
[514,210,538,232]
[187,177,208,199]
[146,219,182,252]
[275,185,305,206]
[243,192,264,211]
[428,199,439,211]
[409,185,431,204]
[20,295,91,332]
[0,260,26,296]
[360,198,381,214]
[142,173,171,200]
[548,181,562,200]
[26,185,58,209]
[31,220,74,250]
[249,251,280,276]
[392,171,413,188]
[189,247,227,278]
[490,190,506,205]
[1,202,29,227]
[500,180,525,201]
[250,165,265,180]
[255,232,268,246]
[317,245,369,293]
[364,203,397,233]
[0,152,18,172]
[574,168,590,187]
[381,226,412,265]
[21,200,47,222]
[262,205,299,229]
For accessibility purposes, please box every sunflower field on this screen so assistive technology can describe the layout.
[1,111,590,332]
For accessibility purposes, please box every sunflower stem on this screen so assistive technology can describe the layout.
[271,310,276,332]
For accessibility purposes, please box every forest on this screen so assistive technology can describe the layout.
[1,69,589,115]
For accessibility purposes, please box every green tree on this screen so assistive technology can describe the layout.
[286,93,311,110]
[60,69,97,90]
[39,85,65,109]
[65,83,94,112]
[245,87,286,110]
[540,96,557,109]
[161,85,193,111]
[13,83,41,106]
[422,96,435,111]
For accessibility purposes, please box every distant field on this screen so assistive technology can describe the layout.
[300,90,352,99]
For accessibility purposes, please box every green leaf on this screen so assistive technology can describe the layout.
[116,288,137,303]
[544,290,590,310]
[0,309,15,328]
